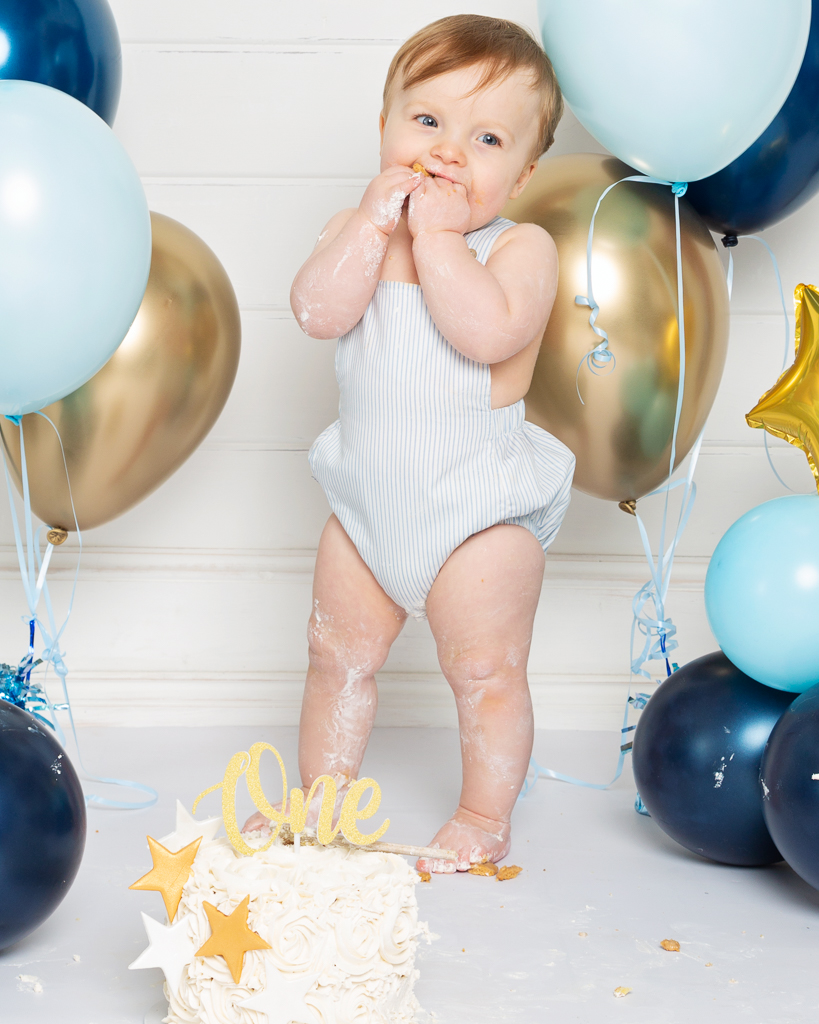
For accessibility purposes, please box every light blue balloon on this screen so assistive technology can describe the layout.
[0,80,150,415]
[539,0,811,182]
[705,495,819,693]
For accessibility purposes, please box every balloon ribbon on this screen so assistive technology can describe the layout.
[523,177,699,801]
[726,235,798,492]
[1,413,157,809]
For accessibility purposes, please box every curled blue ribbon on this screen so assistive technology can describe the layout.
[0,646,51,728]
[1,413,157,810]
[525,175,700,805]
[574,176,688,403]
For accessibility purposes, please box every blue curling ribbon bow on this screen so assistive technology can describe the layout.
[0,647,52,729]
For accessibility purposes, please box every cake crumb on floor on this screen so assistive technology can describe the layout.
[497,865,522,881]
[17,975,43,994]
[468,863,498,876]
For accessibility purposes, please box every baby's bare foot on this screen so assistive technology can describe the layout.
[242,809,274,834]
[240,776,351,834]
[416,806,512,874]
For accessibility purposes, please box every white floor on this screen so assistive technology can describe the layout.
[0,725,817,1024]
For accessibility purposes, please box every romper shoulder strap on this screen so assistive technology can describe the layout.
[464,216,517,265]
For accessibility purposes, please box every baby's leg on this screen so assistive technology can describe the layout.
[419,525,544,872]
[243,515,406,832]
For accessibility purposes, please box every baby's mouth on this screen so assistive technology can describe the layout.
[413,164,465,188]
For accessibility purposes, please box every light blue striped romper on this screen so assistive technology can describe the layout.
[308,215,576,619]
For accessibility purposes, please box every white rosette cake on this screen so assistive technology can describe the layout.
[129,745,433,1024]
[164,832,427,1024]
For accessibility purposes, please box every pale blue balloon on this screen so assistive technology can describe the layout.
[0,80,151,415]
[539,0,811,182]
[705,495,819,693]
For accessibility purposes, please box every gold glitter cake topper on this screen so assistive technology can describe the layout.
[193,742,390,856]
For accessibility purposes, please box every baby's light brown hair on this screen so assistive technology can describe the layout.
[383,15,563,159]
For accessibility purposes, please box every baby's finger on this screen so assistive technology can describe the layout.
[383,164,425,191]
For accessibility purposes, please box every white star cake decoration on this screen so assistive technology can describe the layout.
[129,912,197,995]
[159,798,221,852]
[239,963,321,1024]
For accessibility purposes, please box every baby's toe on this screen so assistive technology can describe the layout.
[241,811,270,834]
[416,856,456,874]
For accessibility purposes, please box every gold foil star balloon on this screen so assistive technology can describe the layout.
[747,283,819,491]
[129,835,202,922]
[196,895,271,983]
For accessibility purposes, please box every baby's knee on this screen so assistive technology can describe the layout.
[307,607,391,679]
[439,645,524,699]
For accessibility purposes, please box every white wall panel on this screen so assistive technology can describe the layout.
[720,215,819,315]
[116,46,389,179]
[210,311,338,446]
[142,180,367,310]
[117,47,604,179]
[109,1,540,44]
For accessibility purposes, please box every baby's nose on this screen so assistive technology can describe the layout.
[429,134,467,165]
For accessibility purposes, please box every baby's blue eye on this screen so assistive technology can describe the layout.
[417,115,437,128]
[479,133,500,147]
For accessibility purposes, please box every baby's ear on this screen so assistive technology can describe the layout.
[378,113,386,152]
[510,161,538,200]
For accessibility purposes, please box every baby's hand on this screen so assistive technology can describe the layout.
[407,176,471,239]
[359,166,423,236]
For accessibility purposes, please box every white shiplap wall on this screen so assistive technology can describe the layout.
[0,1,814,728]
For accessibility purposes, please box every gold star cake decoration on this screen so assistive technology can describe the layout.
[747,282,819,491]
[195,895,271,983]
[129,835,202,922]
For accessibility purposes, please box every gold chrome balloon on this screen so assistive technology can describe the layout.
[503,154,729,503]
[747,282,819,492]
[0,213,241,530]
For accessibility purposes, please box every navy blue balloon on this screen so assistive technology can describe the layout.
[0,701,86,950]
[686,0,819,237]
[0,0,121,125]
[761,684,819,891]
[632,652,795,866]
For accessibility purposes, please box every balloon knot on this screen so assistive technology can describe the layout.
[4,415,21,425]
[721,234,739,248]
[671,181,688,197]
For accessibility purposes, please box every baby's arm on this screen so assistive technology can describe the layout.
[409,178,558,363]
[291,167,422,339]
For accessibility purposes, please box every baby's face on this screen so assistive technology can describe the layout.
[380,63,543,230]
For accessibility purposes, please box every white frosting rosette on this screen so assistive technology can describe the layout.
[162,834,428,1024]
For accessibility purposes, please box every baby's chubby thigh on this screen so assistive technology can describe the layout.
[426,523,545,678]
[309,515,408,675]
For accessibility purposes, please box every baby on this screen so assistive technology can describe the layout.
[245,15,575,872]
